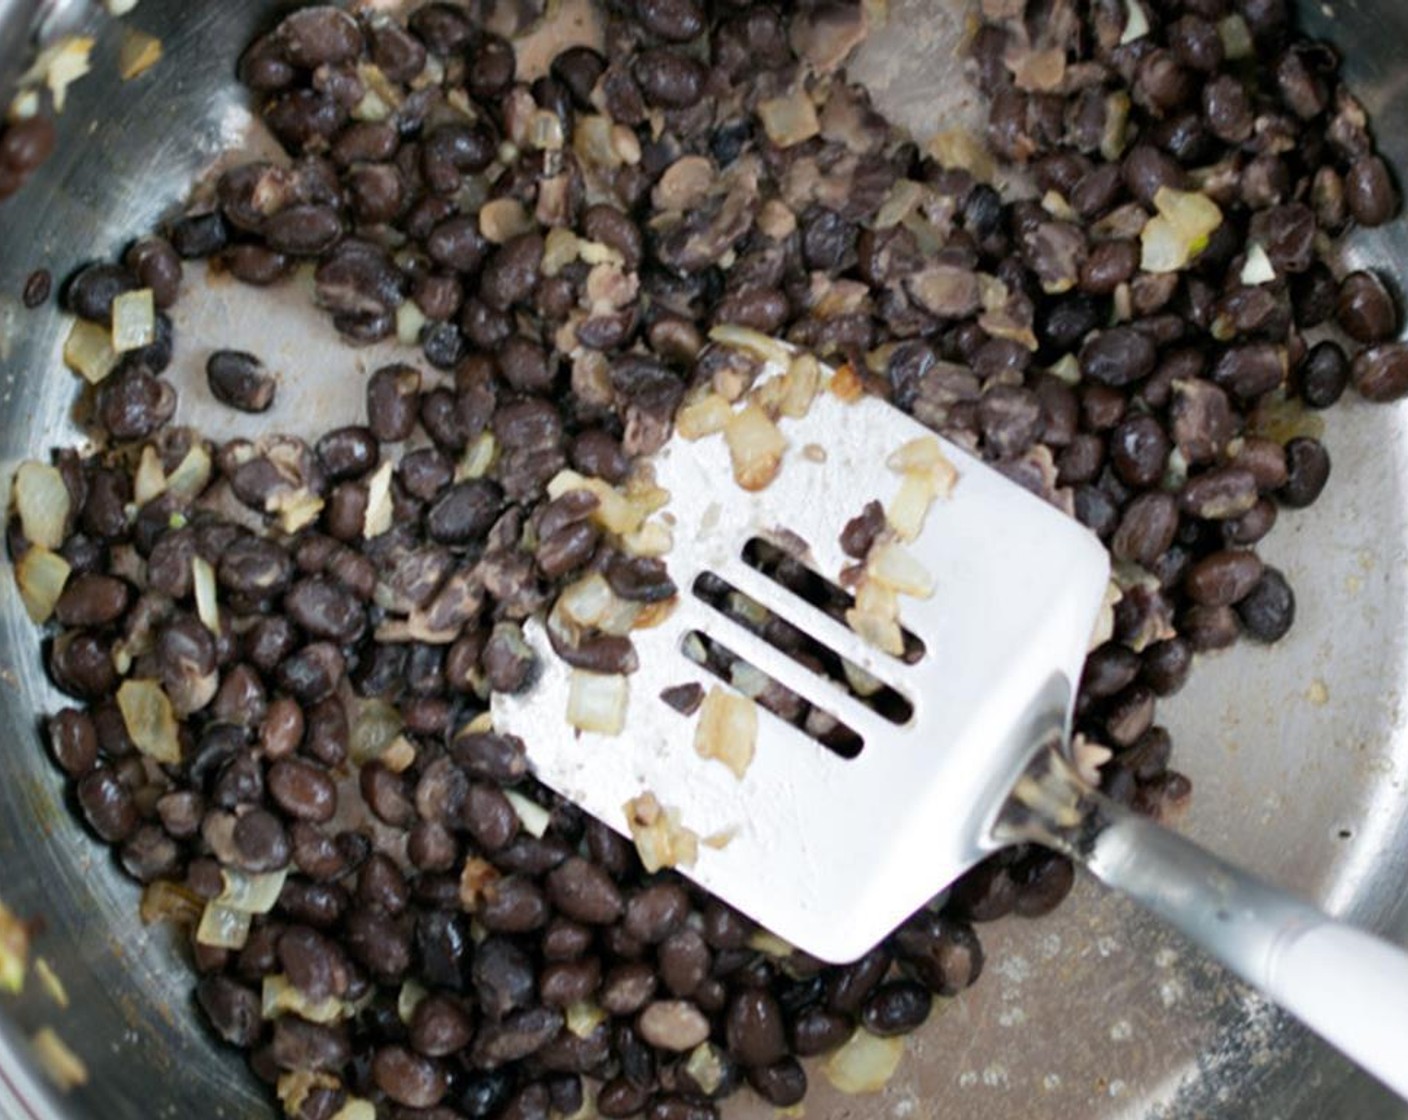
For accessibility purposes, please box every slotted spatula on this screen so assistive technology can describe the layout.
[494,344,1408,1099]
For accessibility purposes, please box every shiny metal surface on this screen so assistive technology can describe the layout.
[0,2,1406,1118]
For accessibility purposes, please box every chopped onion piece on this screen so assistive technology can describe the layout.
[886,473,937,542]
[887,435,947,476]
[622,519,673,558]
[694,686,758,780]
[708,325,793,370]
[271,489,324,534]
[459,857,500,910]
[1240,242,1276,285]
[395,299,426,345]
[1218,14,1253,59]
[505,790,552,838]
[780,354,821,419]
[823,1029,905,1094]
[558,572,617,629]
[34,958,68,1009]
[458,432,497,481]
[116,678,181,764]
[118,28,163,81]
[747,930,797,958]
[842,659,885,698]
[139,880,202,926]
[926,127,995,182]
[166,443,211,498]
[278,1072,342,1119]
[676,393,734,441]
[725,403,788,492]
[758,89,820,148]
[846,604,904,657]
[567,671,629,736]
[16,546,70,625]
[363,462,395,539]
[1120,0,1150,44]
[14,460,71,550]
[23,36,94,113]
[566,1000,607,1039]
[1141,187,1223,274]
[546,471,643,535]
[192,555,219,634]
[263,974,347,1024]
[867,542,935,599]
[684,1043,728,1096]
[196,902,252,949]
[330,1101,376,1120]
[543,227,582,276]
[133,445,166,505]
[219,867,289,914]
[382,735,417,773]
[0,899,29,994]
[351,699,403,765]
[105,0,139,13]
[573,114,621,169]
[728,661,770,701]
[31,1028,87,1093]
[624,793,699,873]
[398,979,429,1024]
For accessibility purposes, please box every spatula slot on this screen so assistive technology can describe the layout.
[690,573,915,729]
[678,629,866,759]
[740,537,927,664]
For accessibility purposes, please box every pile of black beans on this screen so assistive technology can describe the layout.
[14,0,1407,1116]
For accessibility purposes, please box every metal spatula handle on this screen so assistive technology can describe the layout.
[1007,751,1408,1101]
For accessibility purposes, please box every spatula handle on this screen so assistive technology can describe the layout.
[1082,795,1408,1102]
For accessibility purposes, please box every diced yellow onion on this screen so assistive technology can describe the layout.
[263,974,348,1024]
[33,957,68,1009]
[567,671,629,736]
[846,606,904,657]
[16,546,71,625]
[1120,0,1150,44]
[558,572,618,630]
[1141,187,1223,274]
[823,1028,906,1094]
[195,902,252,949]
[458,432,497,481]
[624,793,699,873]
[676,393,734,441]
[0,899,29,995]
[31,1027,87,1093]
[133,446,166,506]
[708,325,793,370]
[1240,242,1276,286]
[396,300,426,346]
[192,555,219,634]
[330,1100,376,1120]
[926,128,995,182]
[866,542,935,599]
[271,489,324,535]
[459,857,501,911]
[543,227,583,276]
[363,462,395,539]
[164,442,211,499]
[479,198,534,244]
[139,880,203,927]
[758,89,820,148]
[746,929,797,958]
[24,36,94,113]
[546,471,644,535]
[694,686,758,780]
[218,867,289,914]
[111,288,155,352]
[382,735,417,773]
[566,1000,607,1039]
[59,277,121,350]
[779,354,822,419]
[1218,14,1253,59]
[398,979,429,1024]
[573,114,621,169]
[14,461,71,550]
[505,790,552,839]
[684,1043,728,1096]
[886,473,938,542]
[116,679,181,764]
[725,403,787,492]
[350,699,402,765]
[622,520,673,558]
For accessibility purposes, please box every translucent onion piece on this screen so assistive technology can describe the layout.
[709,325,793,370]
[780,354,822,419]
[1120,0,1150,44]
[16,546,71,625]
[823,1029,905,1094]
[111,288,155,352]
[0,898,29,994]
[350,699,403,765]
[505,790,552,839]
[675,393,734,441]
[866,541,935,599]
[684,1043,728,1096]
[624,793,699,873]
[14,461,70,550]
[622,519,673,558]
[192,555,219,634]
[396,300,426,345]
[34,958,68,1009]
[558,572,617,630]
[886,472,938,542]
[31,1028,88,1093]
[746,930,796,958]
[262,974,348,1024]
[116,678,182,764]
[140,880,202,926]
[458,432,497,481]
[63,318,118,383]
[218,867,289,914]
[1218,14,1253,59]
[24,36,94,113]
[1142,187,1223,274]
[278,1071,342,1118]
[567,670,629,736]
[694,686,758,780]
[566,1000,607,1039]
[926,127,995,182]
[725,403,788,492]
[398,979,429,1024]
[546,471,643,535]
[1240,242,1276,285]
[195,902,252,949]
[479,198,534,244]
[330,1099,376,1120]
[758,89,821,148]
[133,446,167,506]
[363,461,395,539]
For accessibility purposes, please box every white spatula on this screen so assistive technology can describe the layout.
[494,341,1408,1100]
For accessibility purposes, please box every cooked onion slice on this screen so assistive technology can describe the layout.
[16,546,70,625]
[567,670,628,736]
[116,678,182,764]
[725,403,788,492]
[111,288,155,352]
[195,902,252,949]
[624,793,699,873]
[0,899,29,995]
[823,1028,906,1094]
[63,319,119,383]
[13,461,71,550]
[694,686,758,780]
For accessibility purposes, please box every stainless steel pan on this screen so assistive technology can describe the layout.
[1,1,1406,1117]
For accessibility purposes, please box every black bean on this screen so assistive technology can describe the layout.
[747,1059,807,1108]
[198,975,262,1047]
[1301,340,1350,408]
[206,350,276,413]
[637,0,705,41]
[77,768,138,843]
[1336,271,1399,344]
[1237,566,1296,642]
[598,1078,651,1118]
[658,927,710,997]
[859,980,931,1037]
[66,263,137,323]
[277,643,345,705]
[546,857,624,925]
[1111,491,1179,567]
[1202,75,1254,144]
[633,49,706,109]
[892,910,984,995]
[425,480,504,545]
[170,211,230,259]
[53,573,130,628]
[480,233,544,311]
[1109,414,1170,489]
[1180,467,1259,520]
[1080,327,1157,387]
[97,368,177,441]
[1279,437,1331,509]
[451,730,528,783]
[1210,344,1286,401]
[471,1006,564,1068]
[1346,155,1397,227]
[48,709,99,777]
[422,122,498,194]
[373,1045,446,1109]
[468,33,516,100]
[1353,342,1408,403]
[232,809,291,873]
[725,989,787,1068]
[268,758,337,823]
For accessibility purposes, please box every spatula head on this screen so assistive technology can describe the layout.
[494,354,1110,963]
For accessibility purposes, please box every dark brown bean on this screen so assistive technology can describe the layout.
[48,709,99,777]
[1337,272,1399,344]
[1279,437,1331,508]
[658,928,710,998]
[1353,342,1408,403]
[624,883,691,944]
[207,350,276,413]
[480,233,544,311]
[892,910,984,995]
[410,993,475,1057]
[1346,155,1397,227]
[275,7,364,68]
[602,962,659,1015]
[1185,550,1264,607]
[540,957,602,1008]
[480,877,551,933]
[747,1059,807,1108]
[633,49,706,109]
[1237,566,1296,643]
[1112,492,1179,567]
[860,980,932,1037]
[198,975,262,1047]
[373,1045,446,1109]
[268,758,337,822]
[1180,467,1259,520]
[546,857,624,925]
[77,768,138,843]
[124,238,182,308]
[725,989,787,1068]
